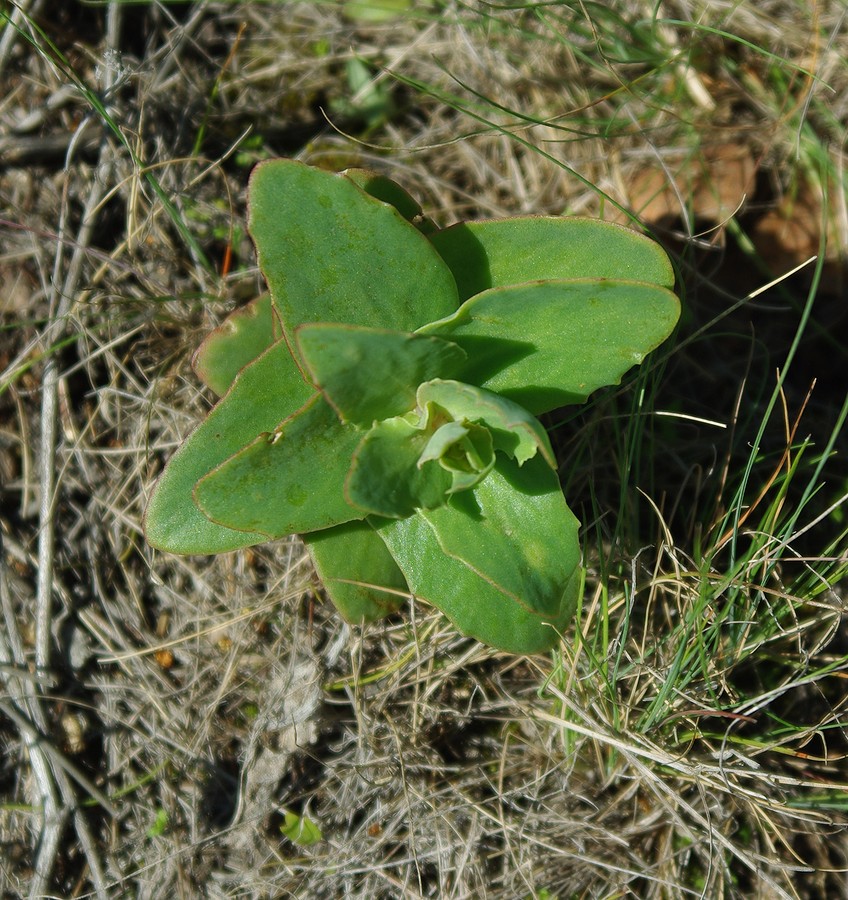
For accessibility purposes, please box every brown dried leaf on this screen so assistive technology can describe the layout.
[630,143,756,226]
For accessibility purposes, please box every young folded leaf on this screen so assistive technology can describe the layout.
[417,418,495,494]
[416,379,555,467]
[345,414,453,518]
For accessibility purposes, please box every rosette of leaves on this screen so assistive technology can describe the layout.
[144,160,680,654]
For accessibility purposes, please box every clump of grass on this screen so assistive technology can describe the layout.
[1,1,847,898]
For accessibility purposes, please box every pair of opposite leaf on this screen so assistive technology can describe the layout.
[144,160,680,654]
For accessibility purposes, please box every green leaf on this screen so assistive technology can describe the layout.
[331,57,394,131]
[417,379,555,467]
[375,461,581,653]
[345,414,452,518]
[248,160,459,365]
[194,394,364,538]
[343,375,555,517]
[417,418,494,494]
[192,294,282,397]
[304,521,407,622]
[420,279,680,415]
[342,168,437,233]
[145,161,681,657]
[280,810,322,847]
[422,458,580,616]
[144,340,313,555]
[343,0,412,23]
[379,514,574,654]
[429,216,675,300]
[146,808,168,839]
[296,324,466,425]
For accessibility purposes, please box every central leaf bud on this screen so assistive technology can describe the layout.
[344,379,555,520]
[416,402,495,494]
